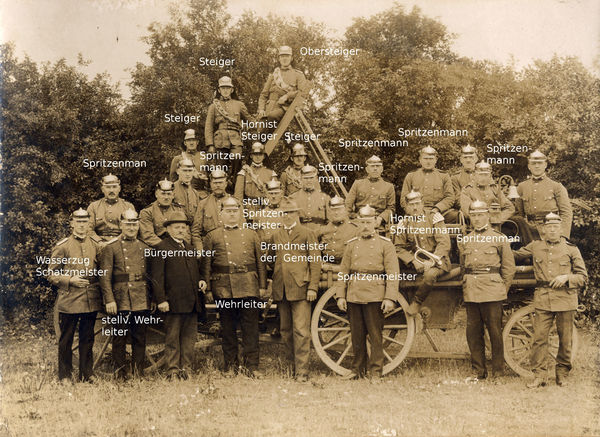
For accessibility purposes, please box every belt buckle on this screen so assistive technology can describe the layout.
[233,265,247,273]
[134,273,143,281]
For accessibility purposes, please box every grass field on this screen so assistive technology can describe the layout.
[1,313,599,437]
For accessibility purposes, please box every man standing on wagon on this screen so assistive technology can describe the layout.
[336,205,399,381]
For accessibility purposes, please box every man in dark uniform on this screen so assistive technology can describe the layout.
[514,213,588,388]
[255,179,285,242]
[460,161,514,226]
[140,179,190,247]
[394,190,451,316]
[268,198,321,382]
[280,143,308,196]
[191,169,229,248]
[173,158,206,223]
[290,165,330,233]
[451,144,478,204]
[99,209,151,379]
[514,150,572,243]
[459,200,515,379]
[234,142,277,217]
[49,208,103,382]
[87,174,134,247]
[316,196,359,265]
[202,197,268,377]
[401,146,457,222]
[205,76,252,177]
[336,205,399,380]
[345,155,395,227]
[151,211,206,380]
[258,46,308,122]
[169,129,209,192]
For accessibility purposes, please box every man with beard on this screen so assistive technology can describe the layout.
[289,165,330,233]
[191,169,230,248]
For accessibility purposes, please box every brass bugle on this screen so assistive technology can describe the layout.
[414,246,443,267]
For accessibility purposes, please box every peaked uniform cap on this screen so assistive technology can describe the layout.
[358,205,377,218]
[178,158,195,168]
[292,143,308,156]
[329,196,345,209]
[475,161,492,173]
[280,198,300,213]
[469,200,489,213]
[301,165,318,177]
[210,169,227,180]
[218,76,233,87]
[221,196,241,210]
[420,146,438,156]
[156,179,174,191]
[120,209,139,223]
[251,142,265,154]
[366,155,383,165]
[266,179,282,191]
[461,144,477,156]
[102,174,120,185]
[71,208,90,220]
[544,212,562,224]
[184,129,196,140]
[163,211,190,227]
[405,190,423,204]
[528,150,547,162]
[278,46,293,56]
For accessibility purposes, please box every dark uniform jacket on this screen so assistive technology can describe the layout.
[394,211,451,271]
[202,226,267,299]
[49,235,103,313]
[269,224,321,301]
[173,180,205,223]
[205,98,250,149]
[280,166,303,196]
[139,202,190,247]
[87,198,134,241]
[336,234,400,304]
[191,193,227,248]
[451,169,475,207]
[255,204,284,242]
[401,168,454,214]
[289,188,330,229]
[234,164,277,202]
[515,175,572,237]
[346,178,395,223]
[258,67,307,114]
[150,236,203,314]
[99,235,150,312]
[460,183,515,223]
[514,238,587,311]
[169,151,209,191]
[316,220,359,264]
[459,226,516,303]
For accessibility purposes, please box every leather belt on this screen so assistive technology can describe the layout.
[465,267,500,274]
[300,217,327,225]
[213,264,257,274]
[114,273,145,283]
[349,269,384,275]
[217,122,240,131]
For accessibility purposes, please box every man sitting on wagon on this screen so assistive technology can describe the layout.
[394,190,451,316]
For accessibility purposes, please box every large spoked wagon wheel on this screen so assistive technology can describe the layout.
[503,304,579,378]
[311,287,415,376]
[144,323,167,373]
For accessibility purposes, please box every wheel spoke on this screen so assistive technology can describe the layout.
[382,334,405,346]
[336,342,352,365]
[323,333,351,351]
[383,348,393,362]
[321,309,350,325]
[515,320,533,337]
[318,326,351,332]
[508,344,529,353]
[508,333,530,342]
[383,324,407,329]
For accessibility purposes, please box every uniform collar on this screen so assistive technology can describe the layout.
[421,168,435,173]
[73,233,86,241]
[121,234,136,241]
[532,173,546,181]
[251,163,263,168]
[284,222,297,231]
[368,177,380,182]
[104,197,118,205]
[464,169,474,174]
[360,232,375,239]
[224,224,239,230]
[477,184,488,189]
[545,238,561,246]
[280,66,291,71]
[474,225,488,233]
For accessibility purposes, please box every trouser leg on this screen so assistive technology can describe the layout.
[229,145,243,180]
[278,298,294,363]
[363,302,385,377]
[290,299,311,377]
[414,267,442,304]
[555,310,574,376]
[58,313,77,380]
[179,312,197,372]
[481,301,505,374]
[530,309,554,375]
[347,302,367,376]
[465,302,486,376]
[219,305,240,370]
[240,303,260,370]
[112,312,128,375]
[164,313,182,375]
[130,311,148,375]
[78,312,97,381]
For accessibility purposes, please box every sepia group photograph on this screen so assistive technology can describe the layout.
[0,0,599,436]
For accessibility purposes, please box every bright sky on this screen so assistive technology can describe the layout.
[2,0,598,98]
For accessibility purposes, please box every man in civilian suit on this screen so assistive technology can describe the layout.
[151,210,206,379]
